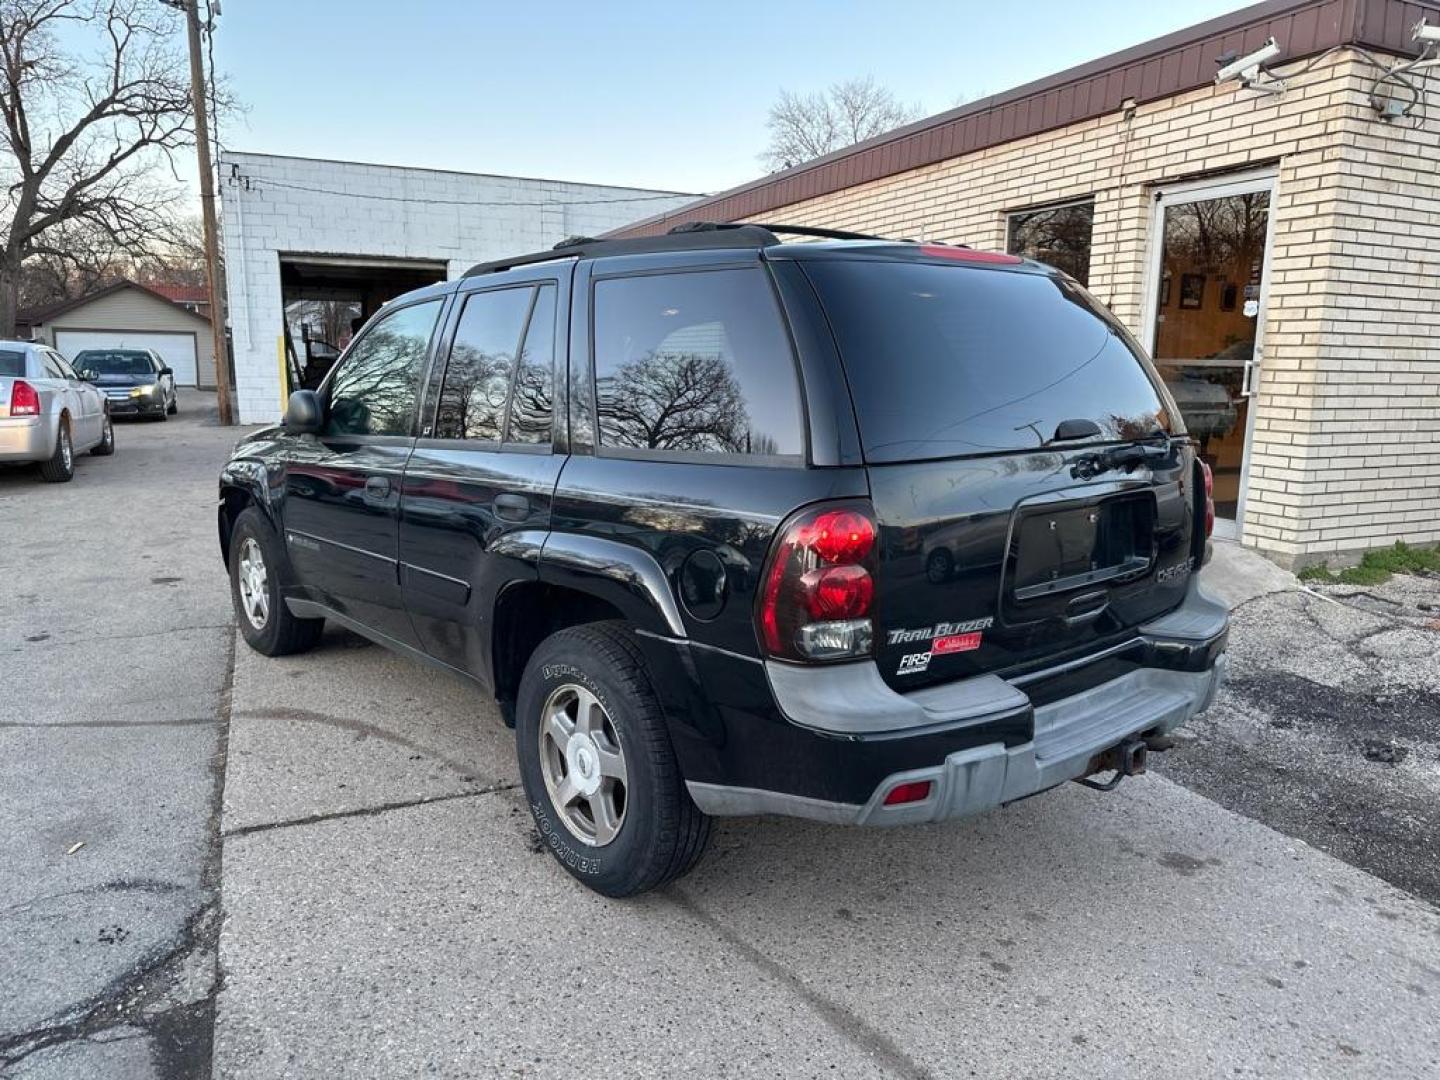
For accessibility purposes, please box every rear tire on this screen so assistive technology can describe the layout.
[38,420,74,483]
[228,506,325,656]
[91,414,115,456]
[515,621,710,897]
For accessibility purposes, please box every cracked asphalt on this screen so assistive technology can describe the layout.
[1154,570,1440,906]
[4,405,1440,1078]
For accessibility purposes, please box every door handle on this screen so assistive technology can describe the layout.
[493,493,531,521]
[1242,351,1262,398]
[364,476,392,500]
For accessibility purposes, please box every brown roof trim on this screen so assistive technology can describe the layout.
[613,0,1431,238]
[25,279,212,326]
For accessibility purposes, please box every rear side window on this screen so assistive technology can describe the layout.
[434,287,534,441]
[0,350,25,377]
[803,261,1173,463]
[507,285,557,445]
[592,268,804,460]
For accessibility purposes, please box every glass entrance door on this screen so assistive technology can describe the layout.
[1148,177,1274,537]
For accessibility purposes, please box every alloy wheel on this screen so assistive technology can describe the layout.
[538,683,629,846]
[237,537,270,630]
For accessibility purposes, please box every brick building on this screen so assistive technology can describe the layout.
[219,153,695,424]
[616,0,1440,568]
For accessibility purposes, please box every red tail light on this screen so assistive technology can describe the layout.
[9,380,40,417]
[1199,460,1215,538]
[759,502,877,661]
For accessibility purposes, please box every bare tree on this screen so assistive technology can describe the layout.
[761,76,921,172]
[16,212,208,314]
[597,351,753,453]
[0,0,207,335]
[17,217,129,308]
[133,213,207,287]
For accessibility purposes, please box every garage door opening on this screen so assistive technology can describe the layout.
[280,255,447,389]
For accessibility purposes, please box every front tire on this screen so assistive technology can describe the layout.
[38,420,74,483]
[91,414,115,456]
[228,506,325,656]
[516,622,710,897]
[167,394,178,415]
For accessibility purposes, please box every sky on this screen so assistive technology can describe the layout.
[203,0,1253,199]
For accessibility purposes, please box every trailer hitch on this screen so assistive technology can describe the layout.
[1074,736,1149,792]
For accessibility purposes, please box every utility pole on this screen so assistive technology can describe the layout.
[176,0,233,425]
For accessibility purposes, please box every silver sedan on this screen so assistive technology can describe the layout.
[0,339,114,482]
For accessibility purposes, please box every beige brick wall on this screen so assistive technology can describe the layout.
[744,51,1439,565]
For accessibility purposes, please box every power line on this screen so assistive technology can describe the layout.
[236,176,703,210]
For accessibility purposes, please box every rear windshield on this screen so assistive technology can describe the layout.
[74,350,153,376]
[0,350,24,377]
[803,260,1175,463]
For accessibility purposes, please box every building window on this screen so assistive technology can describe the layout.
[1006,200,1095,286]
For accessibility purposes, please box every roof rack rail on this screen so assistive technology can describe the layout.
[462,223,778,277]
[671,220,895,243]
[745,222,895,242]
[462,219,950,278]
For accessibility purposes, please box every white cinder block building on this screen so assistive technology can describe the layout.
[615,0,1440,569]
[219,152,695,424]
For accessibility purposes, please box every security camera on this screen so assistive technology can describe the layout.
[1215,38,1283,85]
[1414,18,1440,45]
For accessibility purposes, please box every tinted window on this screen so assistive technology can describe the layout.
[434,287,533,441]
[1008,201,1094,286]
[40,352,67,379]
[325,299,442,436]
[592,269,802,458]
[0,350,25,377]
[51,354,79,380]
[507,284,556,445]
[804,260,1172,463]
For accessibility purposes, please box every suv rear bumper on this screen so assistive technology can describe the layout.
[686,660,1223,825]
[667,575,1228,825]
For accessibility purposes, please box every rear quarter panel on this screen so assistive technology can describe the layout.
[550,456,868,655]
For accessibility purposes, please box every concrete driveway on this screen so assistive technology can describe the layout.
[0,393,239,1078]
[4,411,1439,1079]
[214,624,1440,1079]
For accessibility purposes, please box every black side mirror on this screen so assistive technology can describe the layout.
[159,366,174,377]
[283,389,323,434]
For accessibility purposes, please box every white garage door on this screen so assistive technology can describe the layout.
[55,330,199,386]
